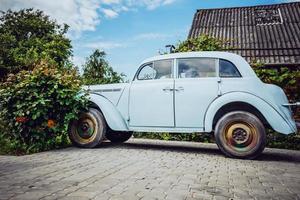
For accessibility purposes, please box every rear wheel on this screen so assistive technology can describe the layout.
[106,131,132,143]
[68,108,106,148]
[214,111,266,159]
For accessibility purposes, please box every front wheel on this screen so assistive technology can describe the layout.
[214,111,266,159]
[68,108,106,148]
[106,131,133,143]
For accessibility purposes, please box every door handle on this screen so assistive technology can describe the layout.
[175,86,184,92]
[162,87,173,92]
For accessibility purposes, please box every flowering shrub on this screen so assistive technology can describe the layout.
[0,62,87,154]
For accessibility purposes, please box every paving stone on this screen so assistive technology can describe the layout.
[0,193,15,200]
[59,196,90,200]
[67,191,98,198]
[0,139,299,200]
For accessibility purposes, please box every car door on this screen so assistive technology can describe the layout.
[129,59,174,127]
[174,57,219,128]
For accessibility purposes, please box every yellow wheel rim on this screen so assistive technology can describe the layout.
[71,112,98,144]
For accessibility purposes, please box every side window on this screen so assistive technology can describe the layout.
[219,59,241,78]
[178,58,216,78]
[153,59,173,79]
[137,63,155,80]
[137,59,173,80]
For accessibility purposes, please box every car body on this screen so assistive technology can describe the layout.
[70,51,298,159]
[85,51,297,134]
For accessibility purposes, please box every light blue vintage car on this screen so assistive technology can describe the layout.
[68,52,298,159]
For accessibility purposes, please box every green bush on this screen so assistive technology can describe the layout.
[174,34,224,52]
[0,61,87,155]
[133,132,214,143]
[82,49,125,85]
[266,131,300,150]
[0,8,72,79]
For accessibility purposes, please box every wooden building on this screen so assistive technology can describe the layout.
[188,2,300,68]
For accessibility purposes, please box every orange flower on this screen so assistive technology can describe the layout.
[47,119,55,128]
[16,116,28,123]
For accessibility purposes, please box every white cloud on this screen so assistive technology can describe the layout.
[72,55,86,69]
[84,41,126,50]
[140,0,176,10]
[0,0,100,37]
[120,0,174,10]
[102,8,118,18]
[102,0,121,4]
[0,0,177,36]
[133,33,170,40]
[162,0,176,5]
[82,32,169,51]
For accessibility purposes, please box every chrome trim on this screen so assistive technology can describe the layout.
[282,102,300,107]
[92,88,122,93]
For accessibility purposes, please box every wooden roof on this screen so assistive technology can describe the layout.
[188,2,300,66]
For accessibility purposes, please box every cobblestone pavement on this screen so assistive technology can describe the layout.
[0,139,300,200]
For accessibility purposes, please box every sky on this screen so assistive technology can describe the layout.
[1,0,299,79]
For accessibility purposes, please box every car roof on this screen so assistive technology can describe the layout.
[140,51,257,78]
[142,51,241,63]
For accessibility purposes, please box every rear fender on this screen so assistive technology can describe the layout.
[204,92,295,134]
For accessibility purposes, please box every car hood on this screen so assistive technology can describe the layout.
[83,83,129,105]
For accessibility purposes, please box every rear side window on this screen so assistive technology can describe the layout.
[178,58,216,78]
[219,59,241,78]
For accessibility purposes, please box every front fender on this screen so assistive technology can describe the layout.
[204,92,295,134]
[88,93,129,131]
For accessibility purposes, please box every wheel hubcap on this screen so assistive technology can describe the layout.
[77,120,94,139]
[224,122,258,152]
[232,128,249,144]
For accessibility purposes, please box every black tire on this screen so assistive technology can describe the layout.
[68,108,106,148]
[106,131,132,143]
[214,111,266,159]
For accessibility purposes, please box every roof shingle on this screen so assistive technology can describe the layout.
[188,2,300,66]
